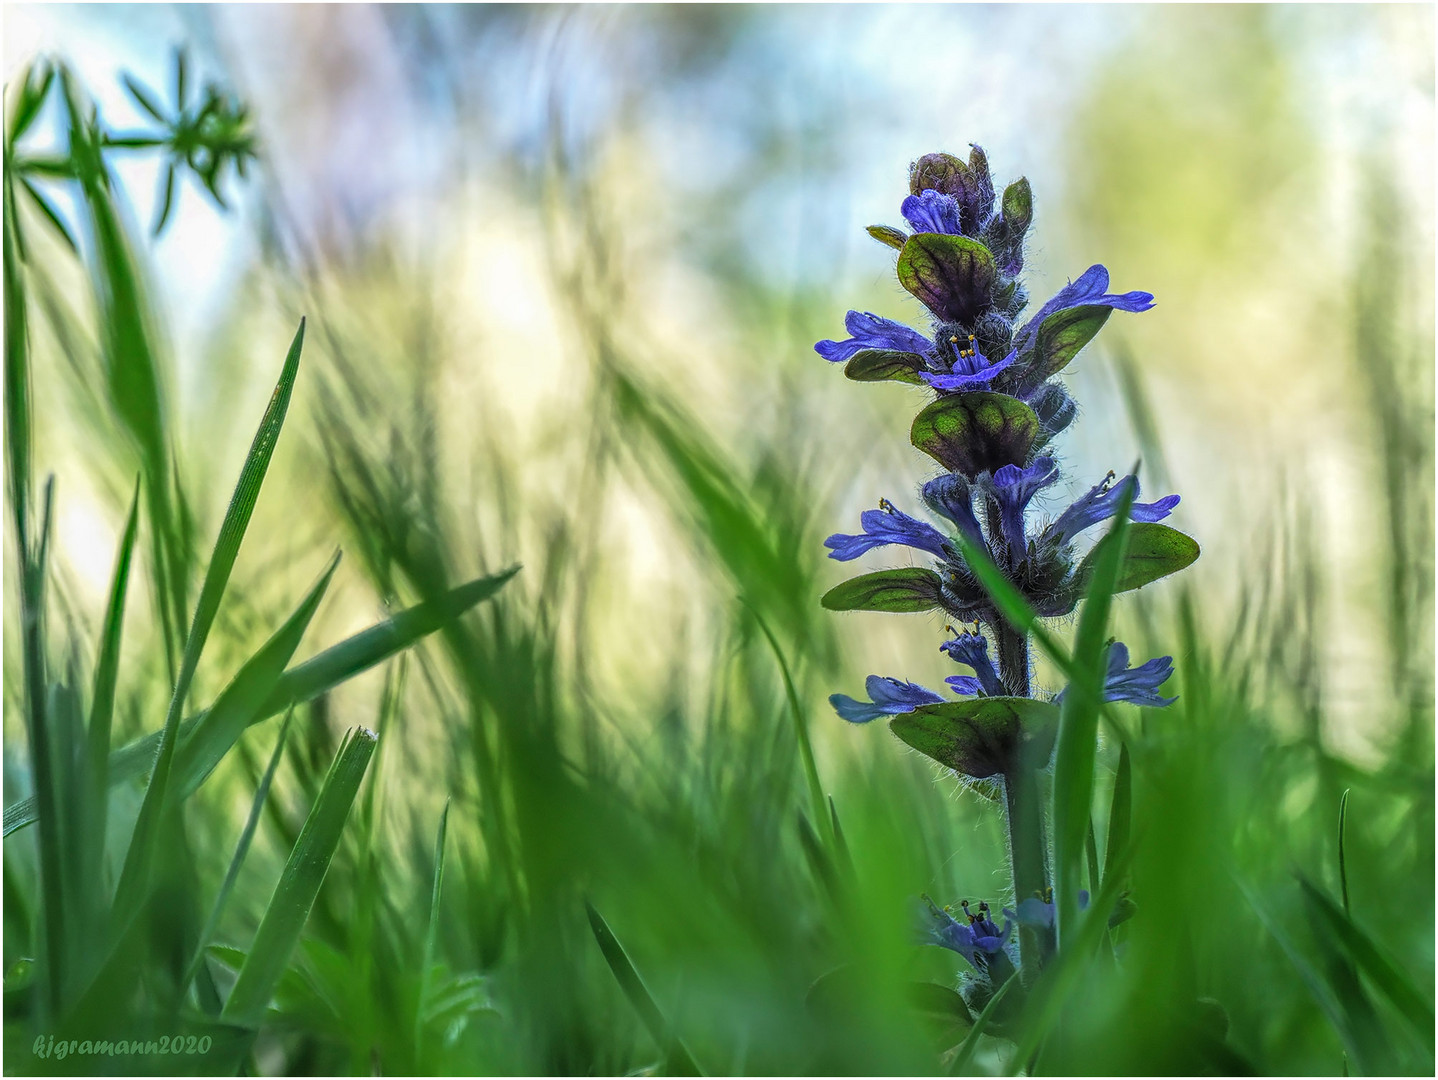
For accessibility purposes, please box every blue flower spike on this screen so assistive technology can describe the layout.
[817,147,1200,984]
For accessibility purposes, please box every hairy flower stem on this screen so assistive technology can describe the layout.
[995,625,1051,981]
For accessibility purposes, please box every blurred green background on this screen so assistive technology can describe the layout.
[2,4,1433,1075]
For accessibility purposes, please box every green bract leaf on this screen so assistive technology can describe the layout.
[1001,177,1033,234]
[896,233,996,324]
[820,567,943,613]
[910,391,1039,477]
[865,224,907,250]
[890,696,1058,778]
[1078,522,1199,595]
[1033,304,1112,380]
[844,348,927,385]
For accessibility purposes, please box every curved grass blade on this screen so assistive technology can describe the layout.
[18,177,79,255]
[1052,482,1133,947]
[1103,742,1132,886]
[1238,878,1388,1075]
[83,481,140,903]
[749,603,827,840]
[415,800,451,1050]
[1007,835,1138,1072]
[1297,874,1434,1054]
[181,709,294,997]
[947,969,1019,1076]
[174,551,340,799]
[585,899,701,1076]
[1337,788,1351,916]
[1,566,518,838]
[221,726,377,1028]
[110,319,305,932]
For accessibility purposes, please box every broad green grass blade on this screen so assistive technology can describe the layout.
[415,800,451,1049]
[1298,874,1434,1053]
[585,899,701,1076]
[82,481,139,924]
[4,164,33,543]
[1,566,517,838]
[1103,740,1132,889]
[181,709,295,997]
[1239,878,1390,1075]
[174,551,340,799]
[1007,836,1138,1072]
[1051,482,1133,948]
[947,969,1020,1076]
[221,725,377,1028]
[110,319,305,931]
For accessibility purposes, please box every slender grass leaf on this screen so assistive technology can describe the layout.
[8,60,55,143]
[1337,789,1351,916]
[84,481,139,893]
[120,74,166,123]
[1052,482,1133,947]
[1238,879,1389,1076]
[174,552,339,799]
[1103,742,1131,886]
[111,319,305,931]
[182,710,294,997]
[947,969,1020,1076]
[18,178,79,255]
[585,900,701,1076]
[221,726,377,1028]
[821,567,943,613]
[415,800,451,1049]
[1298,874,1434,1052]
[750,604,827,839]
[1007,837,1138,1071]
[1,567,518,838]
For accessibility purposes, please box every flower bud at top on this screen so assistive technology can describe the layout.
[910,152,967,196]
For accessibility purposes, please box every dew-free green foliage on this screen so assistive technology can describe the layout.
[2,28,1433,1080]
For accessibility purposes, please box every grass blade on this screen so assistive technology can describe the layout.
[1,567,518,838]
[181,709,295,997]
[173,551,340,800]
[1297,874,1434,1052]
[221,726,377,1027]
[749,603,828,841]
[110,319,305,932]
[1337,788,1351,916]
[585,899,701,1076]
[947,969,1020,1076]
[82,481,140,923]
[1103,741,1132,885]
[1051,482,1134,947]
[415,799,451,1049]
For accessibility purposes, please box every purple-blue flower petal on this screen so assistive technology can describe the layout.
[944,675,983,697]
[918,346,1018,391]
[922,475,984,546]
[1102,643,1177,707]
[1049,474,1180,547]
[830,676,945,724]
[815,310,934,362]
[901,190,963,236]
[940,630,1005,697]
[1013,264,1155,355]
[824,503,952,562]
[991,456,1059,559]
